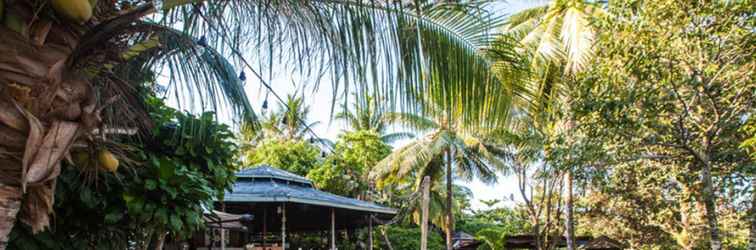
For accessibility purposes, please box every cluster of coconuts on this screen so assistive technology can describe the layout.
[73,149,120,172]
[1,0,95,33]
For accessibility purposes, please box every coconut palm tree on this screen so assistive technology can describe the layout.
[371,107,508,250]
[0,0,522,246]
[262,94,320,141]
[335,94,414,143]
[502,1,605,249]
[505,0,605,73]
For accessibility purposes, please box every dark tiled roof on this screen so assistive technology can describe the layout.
[225,165,396,215]
[236,164,312,185]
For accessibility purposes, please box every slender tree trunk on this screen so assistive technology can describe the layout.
[0,184,22,250]
[564,170,576,250]
[749,176,755,250]
[380,226,394,250]
[420,176,431,250]
[702,162,721,250]
[445,148,454,250]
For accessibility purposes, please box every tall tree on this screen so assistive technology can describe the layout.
[371,108,507,250]
[503,1,605,248]
[0,0,518,245]
[335,94,414,143]
[573,1,755,249]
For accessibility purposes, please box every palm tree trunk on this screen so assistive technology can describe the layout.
[564,169,576,250]
[702,162,721,250]
[0,4,93,246]
[420,176,431,250]
[445,148,454,250]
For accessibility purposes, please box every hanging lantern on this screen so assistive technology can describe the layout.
[321,151,326,158]
[197,36,208,47]
[239,71,246,81]
[262,99,268,110]
[309,137,315,144]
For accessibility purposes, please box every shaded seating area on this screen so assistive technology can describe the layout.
[191,165,396,250]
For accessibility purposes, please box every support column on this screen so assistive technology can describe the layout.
[368,214,373,250]
[263,206,267,248]
[221,203,227,250]
[331,208,336,250]
[281,204,287,250]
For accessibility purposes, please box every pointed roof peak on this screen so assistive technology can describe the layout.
[237,164,312,185]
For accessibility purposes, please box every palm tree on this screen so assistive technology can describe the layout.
[503,1,605,249]
[0,0,518,245]
[335,94,414,143]
[260,94,320,141]
[505,0,605,73]
[371,108,507,250]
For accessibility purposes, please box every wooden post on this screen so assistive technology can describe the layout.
[221,203,226,250]
[263,206,267,248]
[281,204,287,250]
[368,215,373,250]
[331,208,336,250]
[420,176,431,250]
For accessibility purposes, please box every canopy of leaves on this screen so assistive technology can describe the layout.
[244,139,321,176]
[307,130,392,196]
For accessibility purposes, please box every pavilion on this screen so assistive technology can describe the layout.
[193,165,397,250]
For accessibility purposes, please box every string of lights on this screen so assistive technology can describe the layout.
[195,10,335,154]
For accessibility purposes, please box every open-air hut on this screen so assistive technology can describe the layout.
[193,165,397,250]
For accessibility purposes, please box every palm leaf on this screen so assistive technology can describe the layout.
[158,0,518,129]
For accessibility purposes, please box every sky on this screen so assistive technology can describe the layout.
[170,0,549,210]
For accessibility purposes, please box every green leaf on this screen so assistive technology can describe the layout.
[145,179,157,190]
[159,158,176,179]
[169,214,184,231]
[104,212,123,224]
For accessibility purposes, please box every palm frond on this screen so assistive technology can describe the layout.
[93,21,258,132]
[383,112,439,132]
[158,0,517,129]
[380,132,416,143]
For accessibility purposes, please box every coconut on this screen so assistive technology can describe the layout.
[98,149,119,172]
[51,0,92,24]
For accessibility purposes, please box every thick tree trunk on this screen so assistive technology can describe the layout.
[0,3,95,245]
[702,163,721,250]
[564,170,576,250]
[445,148,454,250]
[749,176,755,250]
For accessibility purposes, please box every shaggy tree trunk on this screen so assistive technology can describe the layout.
[0,185,22,249]
[0,4,98,248]
[445,148,454,250]
[564,170,576,250]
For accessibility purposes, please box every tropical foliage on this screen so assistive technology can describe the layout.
[7,97,238,249]
[308,130,392,197]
